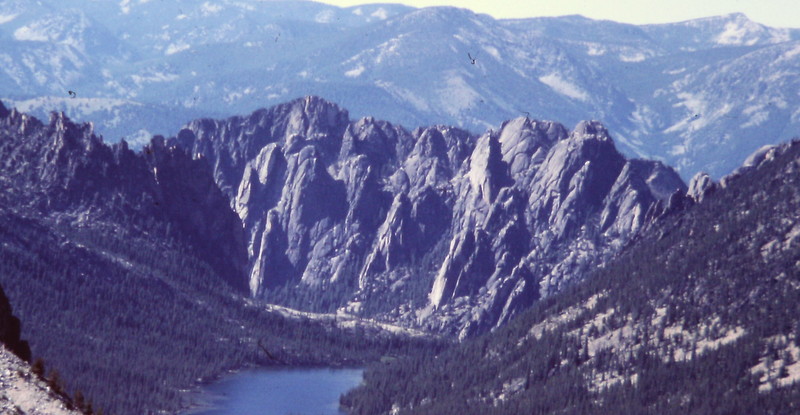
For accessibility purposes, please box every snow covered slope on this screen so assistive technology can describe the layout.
[2,1,798,178]
[2,2,799,178]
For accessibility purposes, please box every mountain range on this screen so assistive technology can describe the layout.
[0,93,688,411]
[343,134,800,415]
[0,100,440,414]
[1,2,799,411]
[0,91,796,414]
[2,0,800,179]
[171,95,685,337]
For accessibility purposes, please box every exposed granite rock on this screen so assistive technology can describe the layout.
[178,97,687,336]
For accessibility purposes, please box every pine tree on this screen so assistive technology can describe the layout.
[47,369,63,395]
[74,390,86,412]
[31,358,45,378]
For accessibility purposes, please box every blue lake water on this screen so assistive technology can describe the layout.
[183,367,364,415]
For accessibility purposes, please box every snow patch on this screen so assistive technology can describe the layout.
[201,2,223,15]
[585,309,624,356]
[371,8,389,20]
[483,45,501,60]
[526,303,587,341]
[0,13,19,24]
[13,26,49,42]
[586,44,605,56]
[539,73,589,102]
[584,292,607,310]
[620,52,646,62]
[590,371,639,392]
[165,41,190,55]
[740,104,770,128]
[715,20,760,46]
[6,96,142,122]
[222,86,255,103]
[119,0,132,14]
[783,45,800,60]
[669,144,687,156]
[695,326,746,354]
[345,65,365,78]
[666,92,734,133]
[131,71,178,86]
[664,68,686,75]
[374,36,405,65]
[751,338,800,391]
[315,9,335,23]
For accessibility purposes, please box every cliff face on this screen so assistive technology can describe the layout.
[0,96,687,336]
[178,96,686,336]
[343,138,800,415]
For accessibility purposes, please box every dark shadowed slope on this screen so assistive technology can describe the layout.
[0,101,440,415]
[343,139,800,414]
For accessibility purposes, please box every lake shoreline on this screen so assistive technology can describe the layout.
[178,366,365,415]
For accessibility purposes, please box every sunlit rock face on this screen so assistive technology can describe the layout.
[179,96,686,336]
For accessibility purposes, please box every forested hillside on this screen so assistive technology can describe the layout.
[0,282,82,415]
[343,139,800,414]
[0,103,442,415]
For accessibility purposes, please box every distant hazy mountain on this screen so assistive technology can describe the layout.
[343,138,800,415]
[1,0,799,178]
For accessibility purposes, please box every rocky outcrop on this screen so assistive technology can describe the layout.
[178,97,687,336]
[688,172,715,202]
[0,97,688,336]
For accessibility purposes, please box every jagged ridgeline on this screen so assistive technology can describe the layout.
[175,96,685,337]
[342,140,800,415]
[0,100,247,290]
[0,101,439,415]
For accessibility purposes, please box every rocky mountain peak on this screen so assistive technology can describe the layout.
[0,102,248,291]
[467,133,510,205]
[177,97,685,335]
[572,120,610,140]
[688,171,715,202]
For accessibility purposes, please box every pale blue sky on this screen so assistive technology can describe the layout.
[316,0,800,28]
